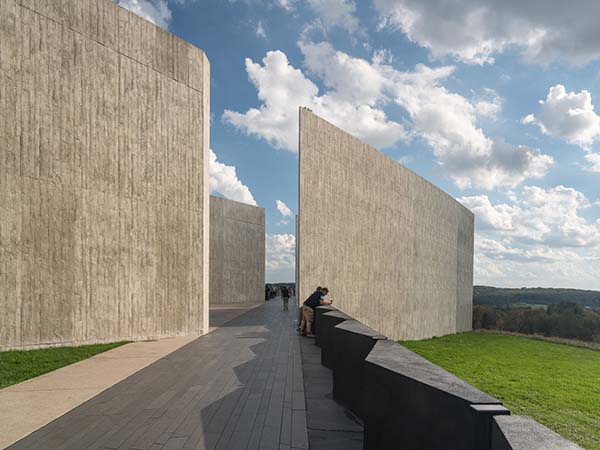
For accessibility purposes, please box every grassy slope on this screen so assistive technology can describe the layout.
[0,342,128,389]
[402,332,600,449]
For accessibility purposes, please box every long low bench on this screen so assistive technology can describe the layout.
[363,339,509,450]
[310,306,583,450]
[492,415,583,450]
[316,309,351,368]
[331,319,386,417]
[313,304,336,337]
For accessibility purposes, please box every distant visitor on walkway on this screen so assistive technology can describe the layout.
[298,287,332,337]
[281,285,290,311]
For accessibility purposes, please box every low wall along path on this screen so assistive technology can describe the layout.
[313,304,584,450]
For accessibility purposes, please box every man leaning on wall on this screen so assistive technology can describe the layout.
[298,287,332,337]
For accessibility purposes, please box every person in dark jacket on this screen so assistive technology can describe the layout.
[299,287,331,337]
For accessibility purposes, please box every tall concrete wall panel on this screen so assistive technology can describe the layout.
[298,108,473,341]
[210,196,265,305]
[0,0,210,350]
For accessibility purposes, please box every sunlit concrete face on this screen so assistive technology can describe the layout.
[0,0,210,350]
[297,108,474,340]
[210,196,265,305]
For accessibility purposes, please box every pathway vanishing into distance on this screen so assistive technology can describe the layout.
[6,298,362,450]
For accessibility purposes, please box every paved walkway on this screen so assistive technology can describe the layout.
[5,299,362,450]
[209,304,263,331]
[0,304,262,450]
[6,300,309,450]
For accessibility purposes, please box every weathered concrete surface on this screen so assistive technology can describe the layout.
[0,0,210,350]
[210,196,265,305]
[297,108,474,340]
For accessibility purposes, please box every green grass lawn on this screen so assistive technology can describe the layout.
[0,341,128,389]
[402,332,600,449]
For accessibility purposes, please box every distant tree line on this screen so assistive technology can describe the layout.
[473,302,600,342]
[474,285,600,309]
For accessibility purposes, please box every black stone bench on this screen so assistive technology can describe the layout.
[362,339,509,450]
[491,415,583,450]
[331,319,387,418]
[316,310,351,368]
[308,308,583,450]
[313,304,336,337]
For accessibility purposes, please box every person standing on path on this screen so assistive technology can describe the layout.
[281,285,290,311]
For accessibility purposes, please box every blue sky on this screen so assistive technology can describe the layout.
[118,0,600,289]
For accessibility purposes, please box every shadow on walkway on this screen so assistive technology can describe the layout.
[300,337,363,450]
[6,299,362,450]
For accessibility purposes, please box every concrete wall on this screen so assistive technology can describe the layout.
[210,196,265,305]
[297,108,473,341]
[0,0,210,350]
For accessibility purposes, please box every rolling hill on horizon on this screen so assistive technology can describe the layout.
[474,285,600,309]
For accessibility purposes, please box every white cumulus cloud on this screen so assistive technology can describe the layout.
[475,237,561,264]
[266,233,295,270]
[473,236,600,290]
[523,84,600,149]
[585,153,600,173]
[460,185,600,248]
[222,49,407,153]
[266,233,296,282]
[224,42,553,190]
[385,64,552,189]
[373,0,600,66]
[462,186,600,289]
[456,195,516,231]
[209,149,257,206]
[474,89,502,121]
[276,200,293,217]
[306,0,360,33]
[116,0,172,29]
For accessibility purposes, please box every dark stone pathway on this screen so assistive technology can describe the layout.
[300,337,363,450]
[6,298,363,450]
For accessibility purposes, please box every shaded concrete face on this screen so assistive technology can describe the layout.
[210,196,265,305]
[0,0,210,350]
[297,108,473,340]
